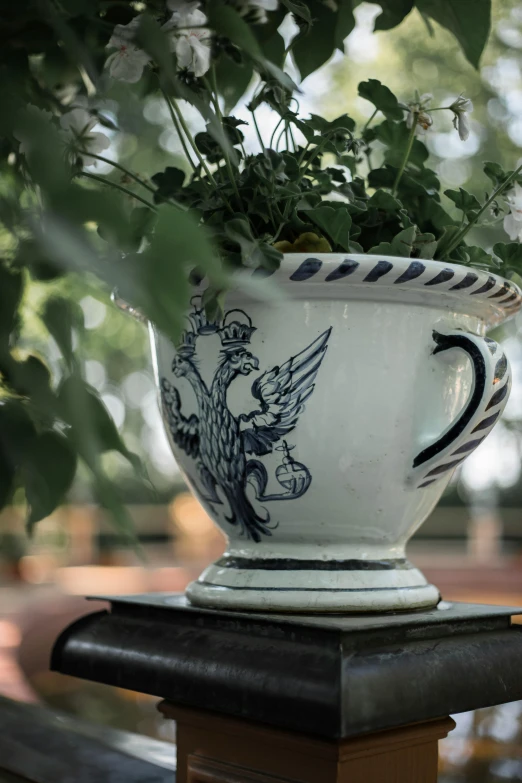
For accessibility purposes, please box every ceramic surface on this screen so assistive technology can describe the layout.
[150,255,522,612]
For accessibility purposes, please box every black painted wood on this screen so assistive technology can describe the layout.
[51,595,522,740]
[0,695,175,782]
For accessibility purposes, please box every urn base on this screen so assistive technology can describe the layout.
[185,556,440,613]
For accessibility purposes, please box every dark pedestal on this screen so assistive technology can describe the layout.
[51,595,522,782]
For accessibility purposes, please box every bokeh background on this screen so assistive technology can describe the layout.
[4,1,522,779]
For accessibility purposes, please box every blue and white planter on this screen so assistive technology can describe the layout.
[148,254,521,612]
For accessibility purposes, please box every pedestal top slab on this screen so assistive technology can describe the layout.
[51,594,522,739]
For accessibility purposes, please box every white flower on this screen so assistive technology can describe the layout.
[405,92,433,135]
[449,95,473,141]
[164,4,212,78]
[104,16,151,83]
[504,183,522,241]
[13,105,54,155]
[59,108,110,166]
[228,0,279,24]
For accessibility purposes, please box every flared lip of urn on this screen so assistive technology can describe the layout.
[215,254,522,329]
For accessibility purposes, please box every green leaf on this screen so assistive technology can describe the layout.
[335,1,356,48]
[0,401,36,511]
[306,205,352,251]
[415,0,491,69]
[374,0,414,30]
[367,190,402,211]
[436,225,463,257]
[454,245,492,268]
[413,232,438,259]
[136,14,176,81]
[280,0,313,26]
[16,240,62,281]
[367,227,417,257]
[484,161,512,187]
[493,242,522,276]
[0,264,23,339]
[58,376,142,473]
[292,0,345,80]
[6,355,56,414]
[151,167,185,202]
[375,120,428,168]
[216,57,254,114]
[444,188,481,216]
[41,296,82,369]
[208,2,263,59]
[358,79,403,121]
[367,241,394,255]
[225,217,282,269]
[201,287,226,323]
[130,207,157,250]
[22,431,77,530]
[391,226,416,256]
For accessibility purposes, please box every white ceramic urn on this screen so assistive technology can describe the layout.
[150,254,522,613]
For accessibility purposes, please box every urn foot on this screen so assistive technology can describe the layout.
[185,557,440,613]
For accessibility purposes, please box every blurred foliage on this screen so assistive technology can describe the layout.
[0,0,496,535]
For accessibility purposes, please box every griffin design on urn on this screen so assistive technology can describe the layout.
[160,299,331,542]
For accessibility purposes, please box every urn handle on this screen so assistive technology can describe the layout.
[409,329,511,489]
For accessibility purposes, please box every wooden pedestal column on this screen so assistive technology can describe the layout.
[163,704,455,783]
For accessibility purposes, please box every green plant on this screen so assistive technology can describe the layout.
[0,0,501,532]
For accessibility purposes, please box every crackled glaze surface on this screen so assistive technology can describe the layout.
[151,255,521,612]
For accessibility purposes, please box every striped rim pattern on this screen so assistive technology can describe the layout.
[254,255,522,316]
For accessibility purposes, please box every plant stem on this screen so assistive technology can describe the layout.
[392,113,418,195]
[444,163,522,255]
[171,100,218,187]
[270,117,284,148]
[296,141,311,168]
[288,124,297,153]
[282,138,328,221]
[362,108,378,132]
[77,151,156,193]
[250,109,266,154]
[162,86,218,188]
[296,139,327,183]
[208,68,243,208]
[160,86,198,174]
[77,171,157,210]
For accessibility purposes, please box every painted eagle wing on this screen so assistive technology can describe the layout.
[160,377,199,459]
[240,328,331,455]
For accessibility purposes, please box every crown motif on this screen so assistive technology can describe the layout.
[187,296,218,335]
[219,309,256,348]
[176,328,198,357]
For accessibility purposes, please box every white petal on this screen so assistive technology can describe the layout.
[168,6,207,27]
[107,16,142,49]
[85,132,111,155]
[189,36,211,77]
[105,48,149,82]
[175,37,193,69]
[457,112,470,141]
[60,108,94,134]
[504,213,522,241]
[512,183,522,206]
